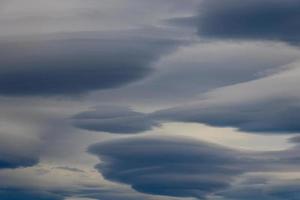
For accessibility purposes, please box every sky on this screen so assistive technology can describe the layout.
[1,0,300,199]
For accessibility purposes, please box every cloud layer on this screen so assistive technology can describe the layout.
[89,136,256,199]
[89,135,300,199]
[0,189,63,200]
[1,0,300,200]
[196,0,300,44]
[154,62,300,134]
[0,34,177,96]
[74,63,300,134]
[72,106,159,134]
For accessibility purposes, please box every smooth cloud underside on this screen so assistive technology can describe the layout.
[72,106,158,134]
[154,64,300,134]
[0,189,63,200]
[73,188,184,200]
[154,99,300,134]
[0,134,39,169]
[0,156,38,169]
[89,136,253,199]
[217,182,300,200]
[89,136,300,199]
[1,0,300,200]
[173,0,300,44]
[75,77,300,134]
[0,36,177,96]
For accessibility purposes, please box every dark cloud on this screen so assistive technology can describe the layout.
[171,0,300,44]
[77,94,300,135]
[0,35,177,96]
[0,189,63,200]
[151,63,300,134]
[216,179,300,200]
[72,106,158,134]
[88,135,300,199]
[0,155,38,169]
[0,132,39,169]
[75,188,184,200]
[89,136,256,199]
[154,99,300,134]
[289,136,300,144]
[90,41,300,108]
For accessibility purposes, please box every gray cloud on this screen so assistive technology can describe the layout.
[0,0,199,37]
[191,0,300,45]
[74,63,300,134]
[152,63,300,134]
[88,135,300,199]
[0,153,38,169]
[0,189,63,200]
[215,177,300,200]
[155,99,300,134]
[0,106,41,169]
[90,42,300,107]
[72,105,159,134]
[0,34,178,96]
[2,1,300,200]
[88,136,257,199]
[73,188,188,200]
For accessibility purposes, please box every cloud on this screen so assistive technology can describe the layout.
[72,106,158,134]
[88,135,300,199]
[2,1,300,200]
[0,34,178,96]
[88,136,256,199]
[214,175,300,200]
[76,62,300,135]
[74,188,188,200]
[153,62,300,134]
[155,99,300,134]
[170,0,300,45]
[0,153,38,169]
[74,61,300,135]
[0,112,40,169]
[0,189,63,200]
[54,166,85,173]
[0,0,199,37]
[197,0,300,44]
[89,41,300,106]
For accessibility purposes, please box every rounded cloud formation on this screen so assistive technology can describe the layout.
[89,136,254,199]
[0,154,38,169]
[152,62,300,134]
[72,106,158,134]
[74,63,300,135]
[198,0,300,44]
[0,189,63,200]
[2,0,300,200]
[0,35,177,96]
[88,136,300,199]
[170,0,300,45]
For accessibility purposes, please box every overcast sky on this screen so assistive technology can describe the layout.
[1,0,300,200]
